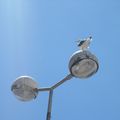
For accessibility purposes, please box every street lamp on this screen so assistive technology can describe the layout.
[11,36,99,120]
[69,50,98,78]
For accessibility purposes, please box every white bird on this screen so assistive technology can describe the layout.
[76,36,92,51]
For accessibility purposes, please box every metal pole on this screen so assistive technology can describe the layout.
[37,74,73,120]
[46,90,53,120]
[46,74,73,120]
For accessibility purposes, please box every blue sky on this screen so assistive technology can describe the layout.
[0,0,120,120]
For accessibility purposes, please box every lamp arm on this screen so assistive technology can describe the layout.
[37,73,73,92]
[51,74,73,90]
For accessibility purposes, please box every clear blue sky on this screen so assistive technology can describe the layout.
[0,0,120,120]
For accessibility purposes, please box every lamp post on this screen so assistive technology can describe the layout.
[11,36,99,120]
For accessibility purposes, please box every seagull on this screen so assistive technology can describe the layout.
[76,36,92,51]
